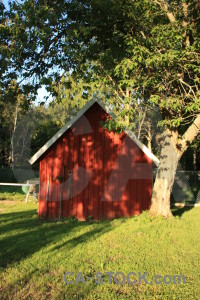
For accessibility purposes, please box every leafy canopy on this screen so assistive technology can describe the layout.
[2,0,200,130]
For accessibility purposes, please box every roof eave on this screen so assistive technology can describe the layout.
[29,97,159,166]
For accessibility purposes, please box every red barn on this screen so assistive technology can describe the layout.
[29,99,159,220]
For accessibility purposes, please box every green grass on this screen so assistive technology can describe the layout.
[0,186,29,202]
[0,196,200,299]
[0,186,38,202]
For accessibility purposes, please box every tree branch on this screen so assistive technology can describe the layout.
[178,114,200,157]
[153,0,176,23]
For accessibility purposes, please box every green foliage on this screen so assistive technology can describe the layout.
[30,106,61,157]
[0,186,27,201]
[0,0,199,176]
[0,1,12,87]
[100,118,125,134]
[54,175,64,183]
[0,80,31,165]
[0,167,17,183]
[3,0,198,134]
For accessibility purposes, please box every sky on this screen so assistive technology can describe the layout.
[3,0,12,10]
[37,86,52,106]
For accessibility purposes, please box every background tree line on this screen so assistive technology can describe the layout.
[1,75,199,171]
[0,0,199,216]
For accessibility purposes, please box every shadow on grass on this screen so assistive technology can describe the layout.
[171,206,194,217]
[0,209,114,269]
[0,186,25,195]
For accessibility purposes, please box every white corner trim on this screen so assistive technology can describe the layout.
[95,98,159,166]
[124,130,159,166]
[29,97,159,166]
[29,98,96,165]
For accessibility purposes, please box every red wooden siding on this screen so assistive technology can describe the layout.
[38,102,153,220]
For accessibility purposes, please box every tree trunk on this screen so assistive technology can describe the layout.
[150,114,200,217]
[150,130,179,217]
[10,103,18,170]
[125,87,130,126]
[146,121,152,152]
[137,106,147,140]
[193,149,197,171]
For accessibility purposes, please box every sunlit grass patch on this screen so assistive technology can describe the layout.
[0,196,199,299]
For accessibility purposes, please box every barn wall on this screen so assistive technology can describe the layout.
[38,102,153,220]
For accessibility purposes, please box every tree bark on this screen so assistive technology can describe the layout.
[154,0,176,23]
[193,150,197,171]
[178,114,200,156]
[10,103,18,170]
[150,114,200,217]
[137,106,147,140]
[150,129,179,217]
[146,121,152,152]
[125,87,130,126]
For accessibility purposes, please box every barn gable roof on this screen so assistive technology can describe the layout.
[29,98,159,166]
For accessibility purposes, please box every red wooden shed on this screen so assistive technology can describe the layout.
[29,99,159,220]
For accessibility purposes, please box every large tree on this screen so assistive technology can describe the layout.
[0,80,31,167]
[3,0,200,216]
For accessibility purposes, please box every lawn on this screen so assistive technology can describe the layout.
[0,194,200,299]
